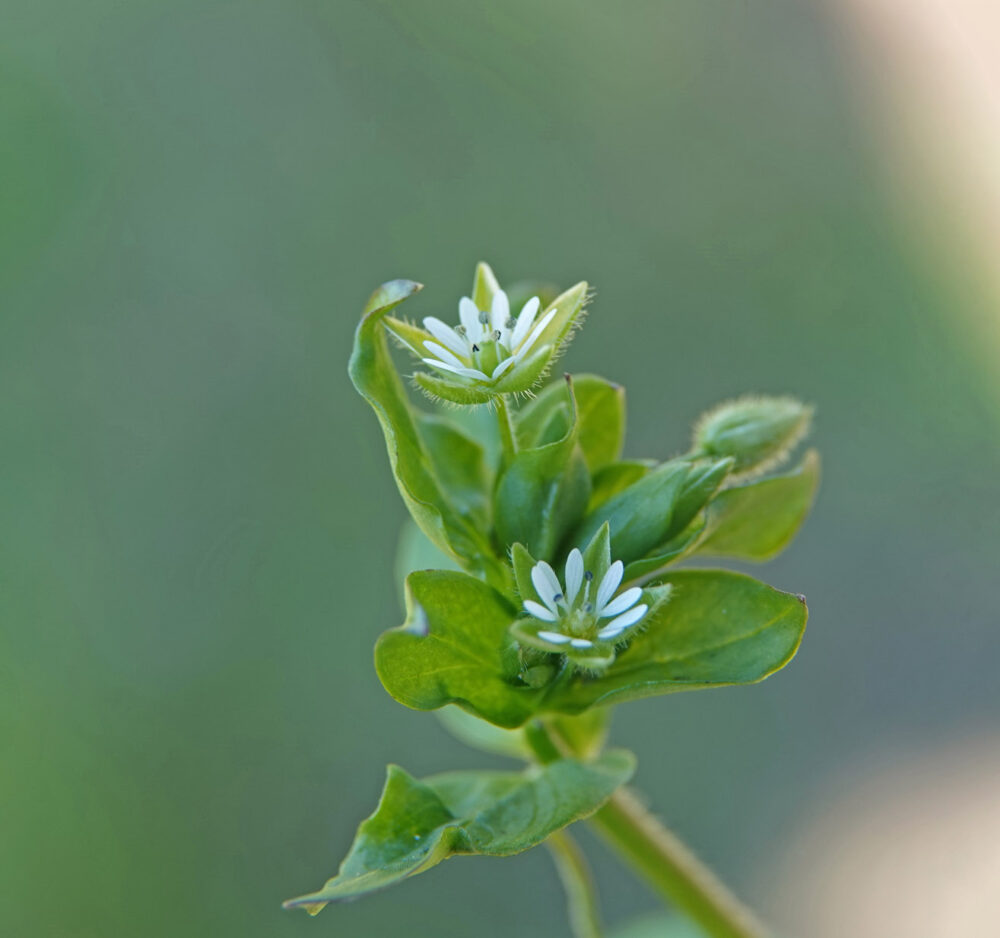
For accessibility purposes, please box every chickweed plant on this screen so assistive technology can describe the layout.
[284,264,818,938]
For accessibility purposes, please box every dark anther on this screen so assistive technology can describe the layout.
[584,571,594,582]
[584,602,594,613]
[472,344,480,352]
[455,325,467,336]
[553,593,563,602]
[478,310,490,324]
[492,330,501,341]
[505,317,516,330]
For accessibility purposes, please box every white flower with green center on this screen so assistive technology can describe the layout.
[382,261,588,405]
[420,290,555,384]
[509,524,672,672]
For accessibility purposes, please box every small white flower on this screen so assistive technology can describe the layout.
[420,289,555,384]
[522,548,649,650]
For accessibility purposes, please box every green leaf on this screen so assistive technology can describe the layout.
[588,460,652,512]
[541,569,807,714]
[375,570,543,729]
[348,280,497,577]
[572,459,690,564]
[696,450,820,561]
[516,374,626,473]
[285,751,636,912]
[415,413,492,525]
[494,379,591,560]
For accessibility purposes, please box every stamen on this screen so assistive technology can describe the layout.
[492,329,501,341]
[505,317,516,330]
[552,592,563,602]
[584,602,594,613]
[478,310,490,324]
[455,325,467,336]
[584,571,594,581]
[472,344,480,352]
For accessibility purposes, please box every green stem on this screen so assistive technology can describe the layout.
[494,393,518,462]
[588,789,771,938]
[527,720,769,938]
[545,829,604,938]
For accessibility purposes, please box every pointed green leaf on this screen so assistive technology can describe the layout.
[541,569,807,714]
[415,413,492,525]
[285,751,636,912]
[588,460,652,512]
[348,280,496,576]
[696,450,820,561]
[494,379,591,560]
[375,570,543,728]
[516,374,626,473]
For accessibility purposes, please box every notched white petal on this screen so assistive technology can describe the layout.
[422,340,465,369]
[603,604,648,635]
[423,317,468,356]
[564,549,584,605]
[490,289,510,332]
[537,630,571,645]
[459,297,480,336]
[524,600,557,622]
[510,297,539,350]
[599,587,643,618]
[596,560,624,610]
[531,562,562,612]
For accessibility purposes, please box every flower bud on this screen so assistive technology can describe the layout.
[694,396,812,475]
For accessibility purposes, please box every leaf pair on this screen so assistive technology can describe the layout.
[284,750,635,912]
[376,566,808,728]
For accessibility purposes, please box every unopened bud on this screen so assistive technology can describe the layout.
[694,396,813,475]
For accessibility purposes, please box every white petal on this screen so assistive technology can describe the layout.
[600,604,648,636]
[490,289,510,332]
[423,317,468,357]
[569,638,593,649]
[596,560,624,611]
[537,630,571,645]
[516,308,556,356]
[510,296,539,350]
[531,561,563,612]
[491,357,516,380]
[459,297,480,336]
[598,587,643,618]
[524,600,557,622]
[421,359,489,381]
[564,549,584,605]
[422,340,464,369]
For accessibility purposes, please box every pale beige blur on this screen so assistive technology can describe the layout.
[769,738,1000,936]
[830,0,1000,364]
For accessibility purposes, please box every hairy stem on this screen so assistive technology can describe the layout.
[545,829,604,938]
[588,789,771,938]
[494,393,518,462]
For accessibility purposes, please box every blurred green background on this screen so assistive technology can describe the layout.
[3,1,998,936]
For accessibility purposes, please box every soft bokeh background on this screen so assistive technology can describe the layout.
[3,1,998,936]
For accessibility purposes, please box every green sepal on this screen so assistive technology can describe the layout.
[348,280,496,577]
[471,260,502,310]
[375,570,544,728]
[413,343,553,404]
[516,374,626,473]
[284,751,636,912]
[541,569,807,714]
[530,280,589,353]
[494,378,591,560]
[696,449,820,561]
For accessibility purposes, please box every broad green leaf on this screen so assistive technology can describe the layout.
[622,520,706,583]
[285,751,636,912]
[415,413,491,525]
[572,459,690,564]
[436,706,531,760]
[541,569,807,714]
[696,450,820,561]
[394,520,460,609]
[588,460,652,512]
[348,280,496,576]
[375,570,543,728]
[494,380,591,560]
[517,374,626,473]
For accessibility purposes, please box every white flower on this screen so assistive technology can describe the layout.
[420,289,556,384]
[522,548,649,649]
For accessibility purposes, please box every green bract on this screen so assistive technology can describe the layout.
[290,264,820,932]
